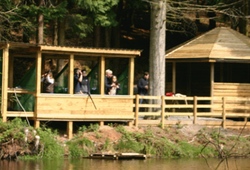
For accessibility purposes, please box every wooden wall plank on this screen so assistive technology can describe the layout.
[36,96,134,120]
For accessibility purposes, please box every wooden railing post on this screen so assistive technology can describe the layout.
[135,94,139,127]
[161,95,165,129]
[222,97,226,129]
[193,96,197,124]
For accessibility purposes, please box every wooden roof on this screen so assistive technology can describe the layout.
[0,42,142,58]
[165,27,250,63]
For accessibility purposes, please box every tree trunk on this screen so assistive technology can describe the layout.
[239,0,248,35]
[105,27,111,48]
[149,0,166,97]
[58,19,65,46]
[53,19,58,45]
[37,14,44,44]
[94,26,101,47]
[37,0,44,44]
[112,26,120,48]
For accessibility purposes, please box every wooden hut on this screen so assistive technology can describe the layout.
[165,27,250,97]
[0,42,141,138]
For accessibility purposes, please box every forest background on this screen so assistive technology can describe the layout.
[0,0,249,95]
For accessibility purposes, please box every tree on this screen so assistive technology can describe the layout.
[0,0,29,41]
[36,0,44,44]
[149,0,166,97]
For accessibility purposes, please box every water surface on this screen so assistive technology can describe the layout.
[1,157,250,170]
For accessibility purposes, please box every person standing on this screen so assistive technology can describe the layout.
[109,75,120,95]
[105,69,113,94]
[137,71,149,104]
[41,70,55,93]
[81,70,90,94]
[74,68,83,94]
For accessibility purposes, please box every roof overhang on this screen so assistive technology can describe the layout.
[0,42,142,58]
[165,27,250,63]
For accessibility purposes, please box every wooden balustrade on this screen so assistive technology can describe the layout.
[135,95,250,129]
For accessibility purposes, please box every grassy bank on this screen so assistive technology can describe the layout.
[1,118,250,160]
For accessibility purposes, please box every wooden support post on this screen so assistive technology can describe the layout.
[35,50,42,124]
[128,121,133,127]
[100,56,105,95]
[128,57,135,96]
[67,121,73,139]
[172,62,176,93]
[1,44,9,122]
[161,95,165,129]
[135,95,139,127]
[193,96,197,124]
[210,63,214,113]
[99,121,104,126]
[222,97,226,129]
[244,117,248,123]
[34,120,40,129]
[69,54,74,94]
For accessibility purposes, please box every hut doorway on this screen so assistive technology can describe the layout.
[175,62,211,96]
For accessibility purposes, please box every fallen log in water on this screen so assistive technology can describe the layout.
[89,152,147,160]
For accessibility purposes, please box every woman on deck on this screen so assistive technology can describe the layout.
[41,70,54,93]
[109,75,120,95]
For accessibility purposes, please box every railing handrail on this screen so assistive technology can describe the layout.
[135,95,250,128]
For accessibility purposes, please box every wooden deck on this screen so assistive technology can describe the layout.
[4,93,250,139]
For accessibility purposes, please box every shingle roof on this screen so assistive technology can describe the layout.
[165,27,250,62]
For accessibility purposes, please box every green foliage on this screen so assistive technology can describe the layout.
[77,0,119,27]
[0,118,28,143]
[88,123,100,132]
[103,138,113,151]
[36,127,64,159]
[67,137,94,158]
[68,14,93,38]
[114,125,219,158]
[77,124,99,134]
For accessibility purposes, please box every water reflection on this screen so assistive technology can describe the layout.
[1,158,250,170]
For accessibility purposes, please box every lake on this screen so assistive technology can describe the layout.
[1,157,250,170]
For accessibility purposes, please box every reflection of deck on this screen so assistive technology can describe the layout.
[89,153,147,160]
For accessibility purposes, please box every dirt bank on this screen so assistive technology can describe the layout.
[2,121,250,160]
[63,124,250,158]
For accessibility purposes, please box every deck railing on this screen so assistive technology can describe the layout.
[135,95,250,128]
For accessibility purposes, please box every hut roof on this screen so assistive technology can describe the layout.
[0,42,142,58]
[165,27,250,63]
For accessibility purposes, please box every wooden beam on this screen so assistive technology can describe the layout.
[34,50,42,126]
[129,57,135,95]
[1,44,9,122]
[135,95,139,127]
[34,120,40,129]
[161,95,165,129]
[67,121,73,139]
[8,55,13,88]
[210,63,214,113]
[100,56,105,95]
[172,62,176,93]
[69,54,74,94]
[222,97,226,129]
[36,51,42,95]
[40,45,141,56]
[193,96,197,124]
[210,63,214,97]
[99,121,104,126]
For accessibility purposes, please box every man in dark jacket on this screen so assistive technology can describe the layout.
[81,70,90,94]
[137,71,149,104]
[74,68,82,94]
